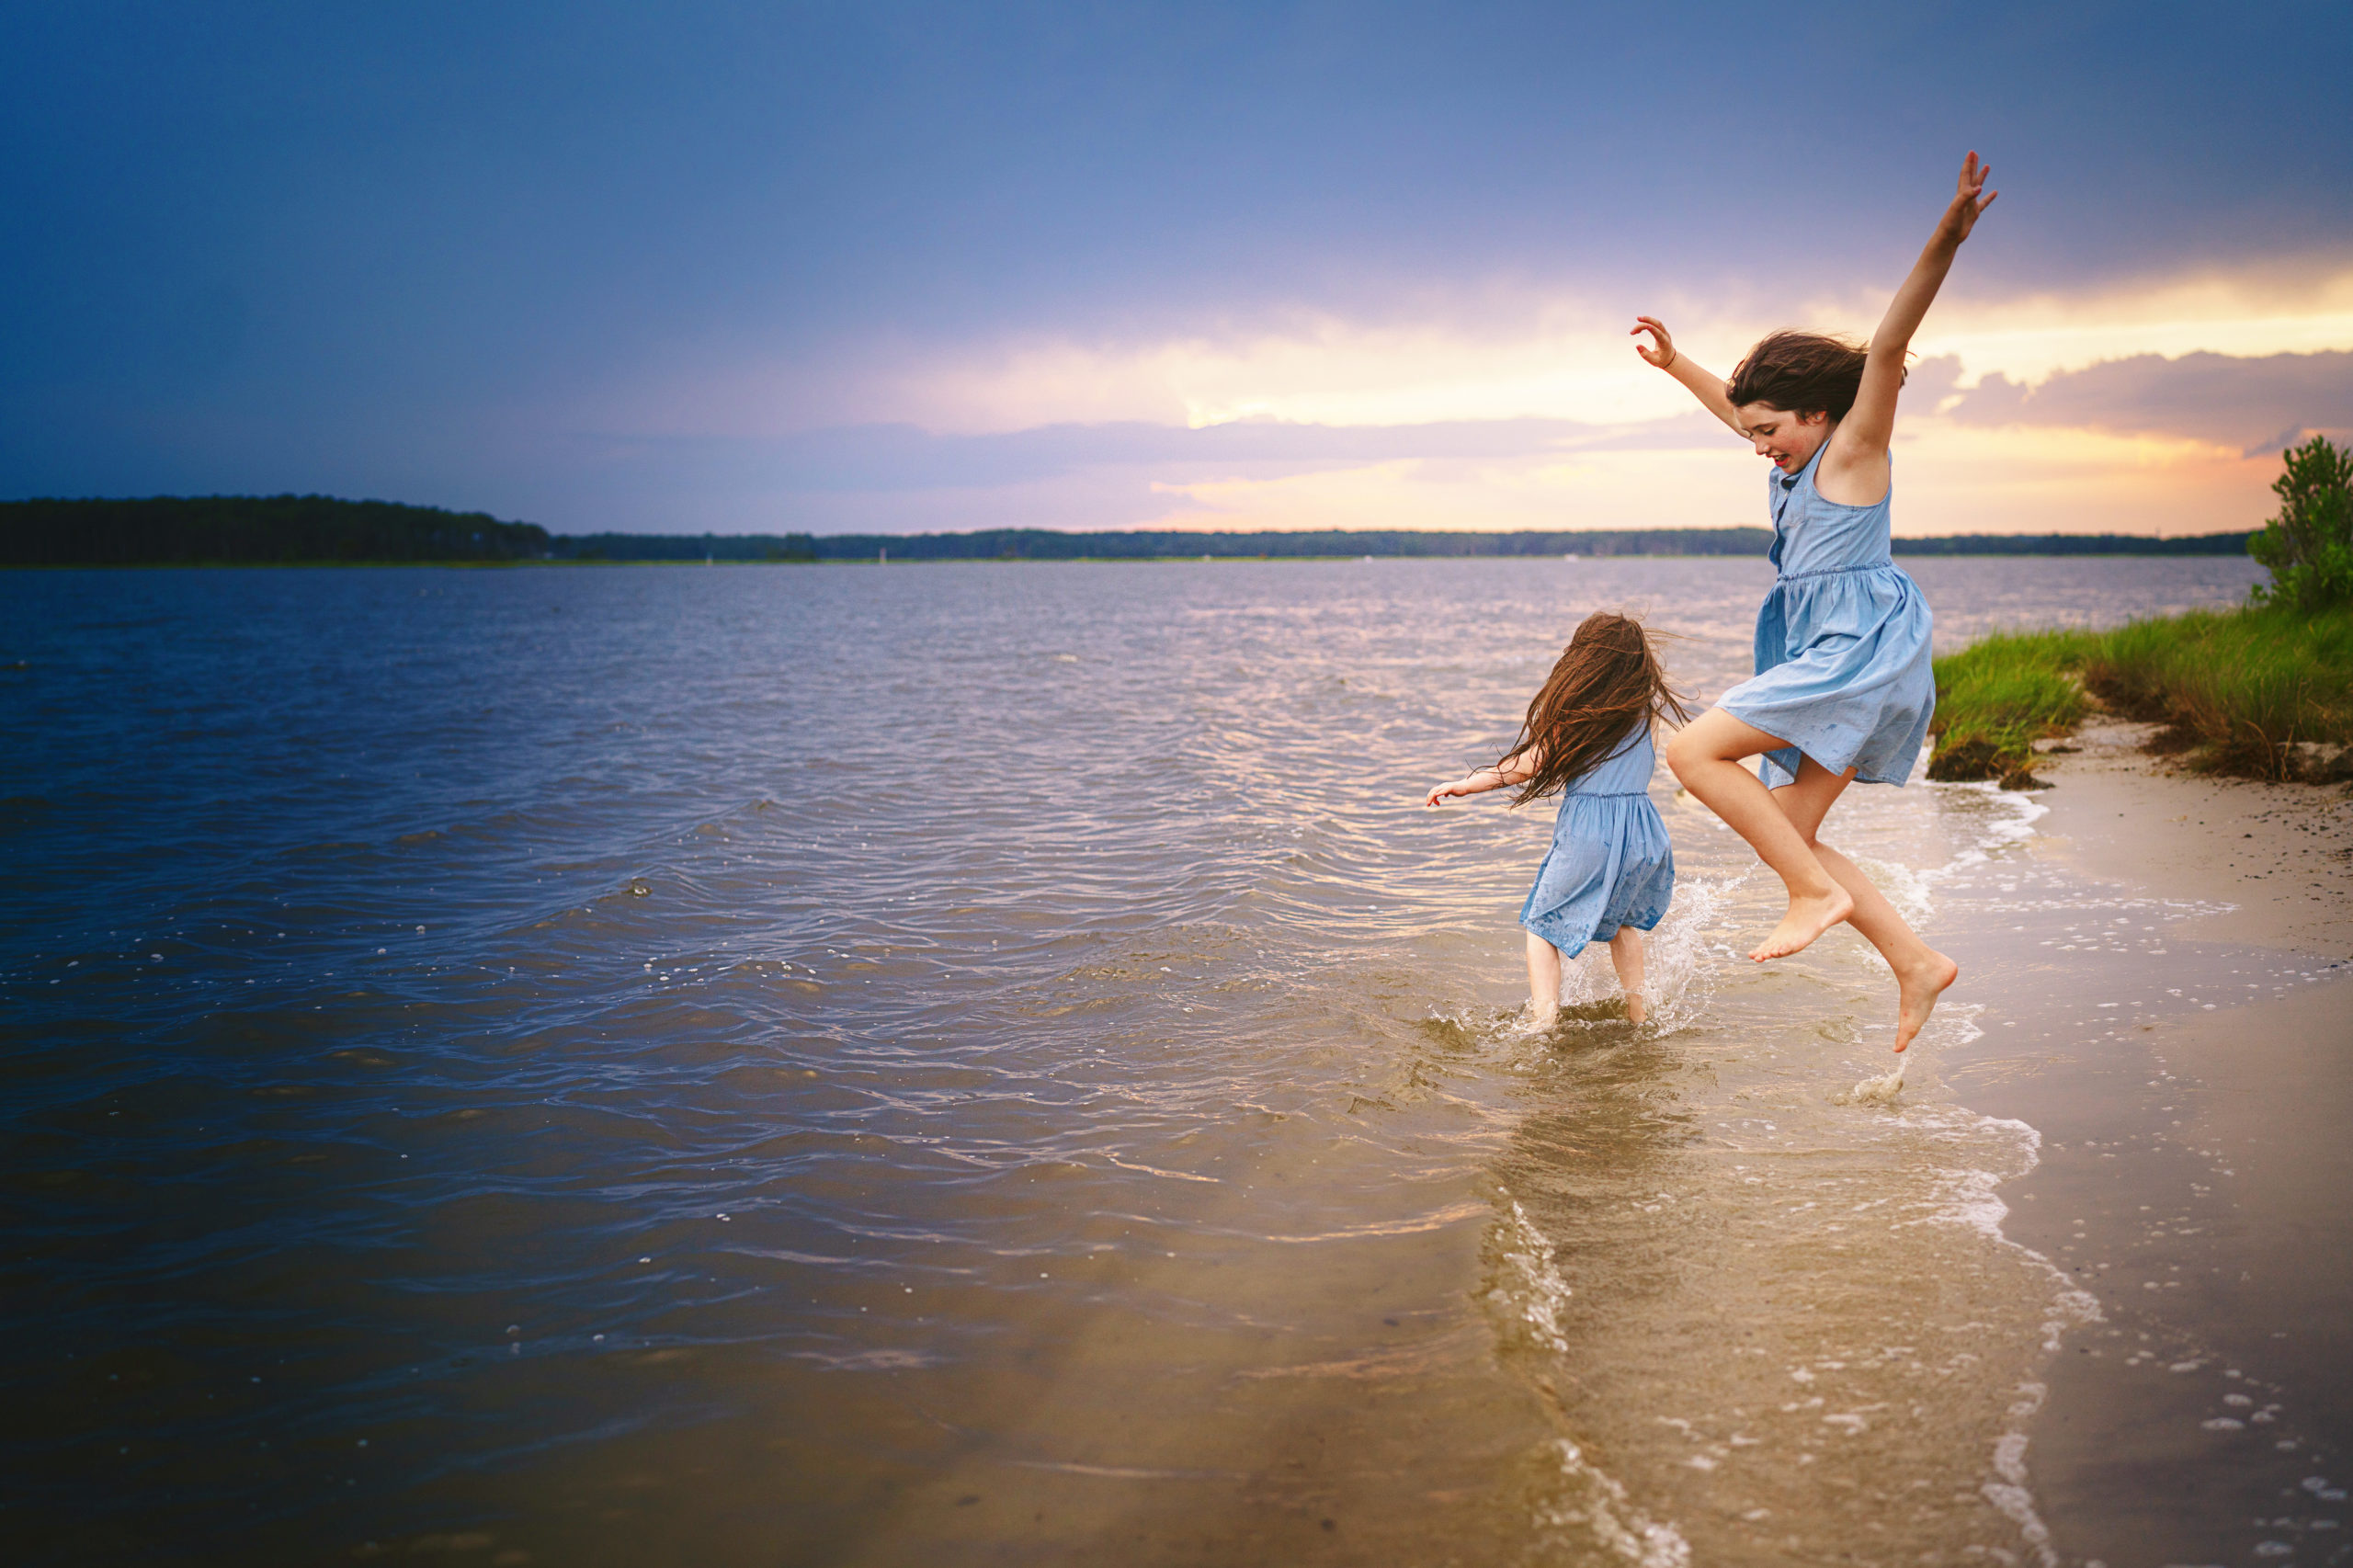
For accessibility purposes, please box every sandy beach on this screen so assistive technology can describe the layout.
[1954,720,2353,1565]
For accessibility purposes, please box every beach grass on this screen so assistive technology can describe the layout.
[1927,629,2097,787]
[1930,606,2353,785]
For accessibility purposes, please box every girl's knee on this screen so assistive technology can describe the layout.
[1663,729,1704,780]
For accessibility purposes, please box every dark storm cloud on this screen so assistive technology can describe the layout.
[1946,350,2353,454]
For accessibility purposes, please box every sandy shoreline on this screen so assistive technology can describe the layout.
[2029,717,2353,955]
[1964,720,2353,1564]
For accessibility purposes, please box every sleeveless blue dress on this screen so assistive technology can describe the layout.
[1519,725,1675,956]
[1716,447,1936,790]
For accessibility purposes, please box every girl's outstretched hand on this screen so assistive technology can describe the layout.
[1942,151,1997,244]
[1425,776,1474,808]
[1630,315,1676,369]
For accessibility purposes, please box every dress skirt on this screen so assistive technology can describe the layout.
[1519,790,1675,957]
[1715,563,1936,791]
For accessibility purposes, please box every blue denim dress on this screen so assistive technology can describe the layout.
[1716,446,1936,790]
[1519,725,1675,957]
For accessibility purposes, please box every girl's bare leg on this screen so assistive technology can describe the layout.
[1665,708,1853,960]
[1607,927,1647,1025]
[1524,931,1562,1026]
[1771,757,1960,1052]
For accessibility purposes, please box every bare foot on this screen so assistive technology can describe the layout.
[1747,885,1854,961]
[1623,992,1647,1027]
[1524,1000,1560,1031]
[1891,949,1960,1051]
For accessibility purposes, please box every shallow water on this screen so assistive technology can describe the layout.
[0,554,2280,1564]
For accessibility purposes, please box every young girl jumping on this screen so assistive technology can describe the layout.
[1639,152,1996,1052]
[1425,611,1687,1027]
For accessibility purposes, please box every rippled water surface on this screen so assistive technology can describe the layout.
[0,556,2271,1564]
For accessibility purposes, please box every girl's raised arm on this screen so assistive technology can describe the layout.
[1829,153,1997,472]
[1631,316,1744,435]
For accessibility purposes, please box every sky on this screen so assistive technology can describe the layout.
[6,1,2352,538]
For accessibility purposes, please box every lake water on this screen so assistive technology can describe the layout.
[0,555,2276,1564]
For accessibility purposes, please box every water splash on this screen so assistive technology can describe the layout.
[1547,872,1733,1033]
[1844,1055,1908,1105]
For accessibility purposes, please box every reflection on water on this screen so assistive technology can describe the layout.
[0,555,2266,1563]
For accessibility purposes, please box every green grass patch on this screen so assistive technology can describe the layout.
[1930,606,2353,786]
[1928,629,2098,787]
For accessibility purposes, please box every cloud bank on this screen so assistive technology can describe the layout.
[1946,348,2353,454]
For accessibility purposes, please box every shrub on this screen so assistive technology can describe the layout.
[2249,435,2353,610]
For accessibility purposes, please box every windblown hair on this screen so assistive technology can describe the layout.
[1723,330,1902,423]
[1498,610,1688,806]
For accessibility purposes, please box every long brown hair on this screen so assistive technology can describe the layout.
[1498,611,1688,805]
[1723,330,1903,422]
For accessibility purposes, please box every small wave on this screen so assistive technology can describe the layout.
[1479,1197,1571,1356]
[1981,1384,2062,1568]
[1927,778,2050,877]
[1921,1114,2107,1358]
[1480,1199,1692,1562]
[1529,1437,1692,1568]
[1861,853,1936,926]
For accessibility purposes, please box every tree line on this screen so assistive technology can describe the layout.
[0,495,550,564]
[0,495,2259,565]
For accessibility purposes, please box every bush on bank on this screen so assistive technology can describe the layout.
[1930,435,2353,788]
[2250,435,2353,611]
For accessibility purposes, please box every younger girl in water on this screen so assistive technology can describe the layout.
[1425,611,1687,1027]
[1638,152,1996,1052]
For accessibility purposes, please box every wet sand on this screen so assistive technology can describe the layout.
[1966,720,2353,1566]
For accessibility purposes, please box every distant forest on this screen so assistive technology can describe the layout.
[0,495,2257,565]
[0,495,550,564]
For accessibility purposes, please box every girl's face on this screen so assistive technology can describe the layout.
[1734,403,1832,472]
